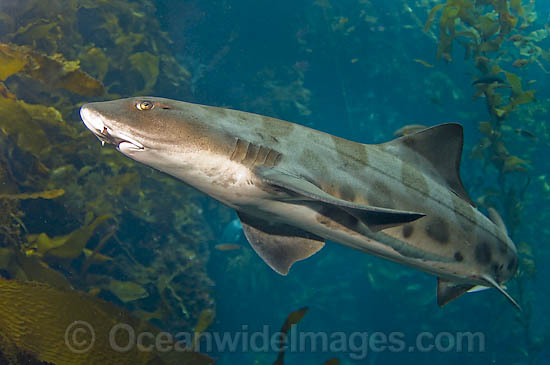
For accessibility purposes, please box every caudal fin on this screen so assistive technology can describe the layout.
[482,275,522,311]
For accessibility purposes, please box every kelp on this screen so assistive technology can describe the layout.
[0,94,80,162]
[26,215,111,260]
[26,51,104,97]
[247,67,312,118]
[0,96,51,157]
[0,42,104,96]
[16,254,73,289]
[80,229,116,274]
[0,216,112,290]
[129,52,160,94]
[0,280,213,365]
[0,189,64,200]
[190,309,215,350]
[0,0,216,335]
[273,307,308,365]
[425,0,545,362]
[105,278,149,303]
[0,43,27,80]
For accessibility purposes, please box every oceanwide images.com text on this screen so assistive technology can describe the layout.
[65,321,486,360]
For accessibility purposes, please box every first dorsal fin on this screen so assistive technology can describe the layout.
[379,123,475,206]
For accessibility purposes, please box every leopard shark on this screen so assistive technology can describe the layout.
[80,97,520,309]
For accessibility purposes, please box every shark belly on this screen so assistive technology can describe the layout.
[250,197,476,284]
[143,148,445,277]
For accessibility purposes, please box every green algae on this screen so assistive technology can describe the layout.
[0,0,216,352]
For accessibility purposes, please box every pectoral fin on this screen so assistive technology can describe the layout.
[256,167,425,231]
[436,278,474,307]
[237,212,325,275]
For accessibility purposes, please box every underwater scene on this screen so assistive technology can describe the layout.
[0,0,549,364]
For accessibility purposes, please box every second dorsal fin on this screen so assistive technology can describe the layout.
[488,207,508,235]
[379,123,475,206]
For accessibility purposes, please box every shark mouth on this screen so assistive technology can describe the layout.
[80,106,144,151]
[97,126,144,152]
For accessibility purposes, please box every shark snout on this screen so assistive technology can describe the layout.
[80,104,105,134]
[80,104,145,152]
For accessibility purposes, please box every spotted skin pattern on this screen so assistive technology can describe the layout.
[80,97,519,308]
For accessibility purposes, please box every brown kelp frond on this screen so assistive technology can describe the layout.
[0,0,216,334]
[0,279,213,365]
[273,307,309,365]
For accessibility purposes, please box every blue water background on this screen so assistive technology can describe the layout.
[150,1,550,364]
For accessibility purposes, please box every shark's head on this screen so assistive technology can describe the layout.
[80,97,233,168]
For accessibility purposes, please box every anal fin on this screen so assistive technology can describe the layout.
[237,212,325,275]
[436,278,474,307]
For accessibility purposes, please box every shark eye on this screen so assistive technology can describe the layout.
[136,101,154,111]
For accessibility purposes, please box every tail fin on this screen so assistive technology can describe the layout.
[482,275,522,311]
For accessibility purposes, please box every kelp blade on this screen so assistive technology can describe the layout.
[0,280,213,364]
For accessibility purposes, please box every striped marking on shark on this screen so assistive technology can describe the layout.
[80,97,520,309]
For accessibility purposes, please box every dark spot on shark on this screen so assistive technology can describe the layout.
[454,251,464,262]
[299,149,328,177]
[475,242,492,264]
[367,181,394,209]
[402,224,414,238]
[322,183,339,201]
[331,135,369,165]
[497,240,508,254]
[339,185,355,202]
[425,217,449,244]
[491,262,504,282]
